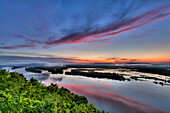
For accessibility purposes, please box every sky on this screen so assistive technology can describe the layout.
[0,0,170,64]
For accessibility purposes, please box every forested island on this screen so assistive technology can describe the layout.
[22,65,170,86]
[23,64,170,77]
[65,69,126,81]
[0,69,106,113]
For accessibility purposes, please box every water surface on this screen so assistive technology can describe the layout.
[3,67,170,113]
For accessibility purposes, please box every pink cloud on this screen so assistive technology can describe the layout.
[94,38,113,47]
[44,5,170,47]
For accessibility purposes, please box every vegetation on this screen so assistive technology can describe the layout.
[25,66,65,74]
[25,67,42,73]
[24,64,170,76]
[132,67,170,76]
[11,66,24,70]
[66,65,170,76]
[130,75,170,86]
[65,69,126,81]
[130,75,168,82]
[0,69,106,113]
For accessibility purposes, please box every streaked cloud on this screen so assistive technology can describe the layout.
[44,4,170,47]
[0,44,36,49]
[0,1,169,49]
[0,55,140,64]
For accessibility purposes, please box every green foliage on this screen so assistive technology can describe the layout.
[0,69,107,113]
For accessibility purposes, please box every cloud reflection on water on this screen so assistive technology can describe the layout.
[56,84,167,113]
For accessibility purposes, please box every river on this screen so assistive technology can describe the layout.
[2,66,170,113]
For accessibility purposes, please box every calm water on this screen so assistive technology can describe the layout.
[3,67,170,113]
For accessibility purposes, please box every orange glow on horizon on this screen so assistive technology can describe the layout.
[66,57,170,63]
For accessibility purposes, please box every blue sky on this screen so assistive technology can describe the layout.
[0,0,170,64]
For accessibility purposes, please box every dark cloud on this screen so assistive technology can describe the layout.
[0,55,74,64]
[0,55,93,64]
[0,55,140,64]
[106,58,117,60]
[0,43,6,45]
[10,34,26,39]
[98,57,105,59]
[86,49,96,51]
[129,59,139,62]
[98,57,140,63]
[26,39,42,44]
[0,44,36,49]
[130,34,152,39]
[121,58,128,60]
